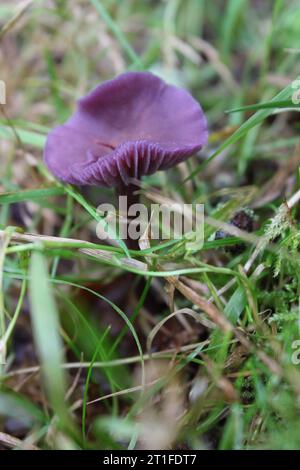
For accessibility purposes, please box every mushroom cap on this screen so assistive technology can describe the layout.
[44,71,208,187]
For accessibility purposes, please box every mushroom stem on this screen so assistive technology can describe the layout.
[117,182,140,250]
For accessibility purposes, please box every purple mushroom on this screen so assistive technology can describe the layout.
[44,71,208,246]
[45,71,208,187]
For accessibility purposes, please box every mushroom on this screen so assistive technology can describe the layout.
[44,71,208,246]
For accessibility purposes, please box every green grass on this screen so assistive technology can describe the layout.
[1,0,300,451]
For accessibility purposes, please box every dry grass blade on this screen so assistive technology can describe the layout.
[5,341,209,378]
[0,229,148,270]
[87,380,159,406]
[0,431,38,450]
[0,0,33,41]
[166,275,233,333]
[80,248,147,271]
[147,308,204,353]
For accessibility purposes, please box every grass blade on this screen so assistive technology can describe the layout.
[90,0,143,68]
[226,100,300,113]
[28,250,73,432]
[184,75,300,185]
[0,123,46,148]
[0,186,65,205]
